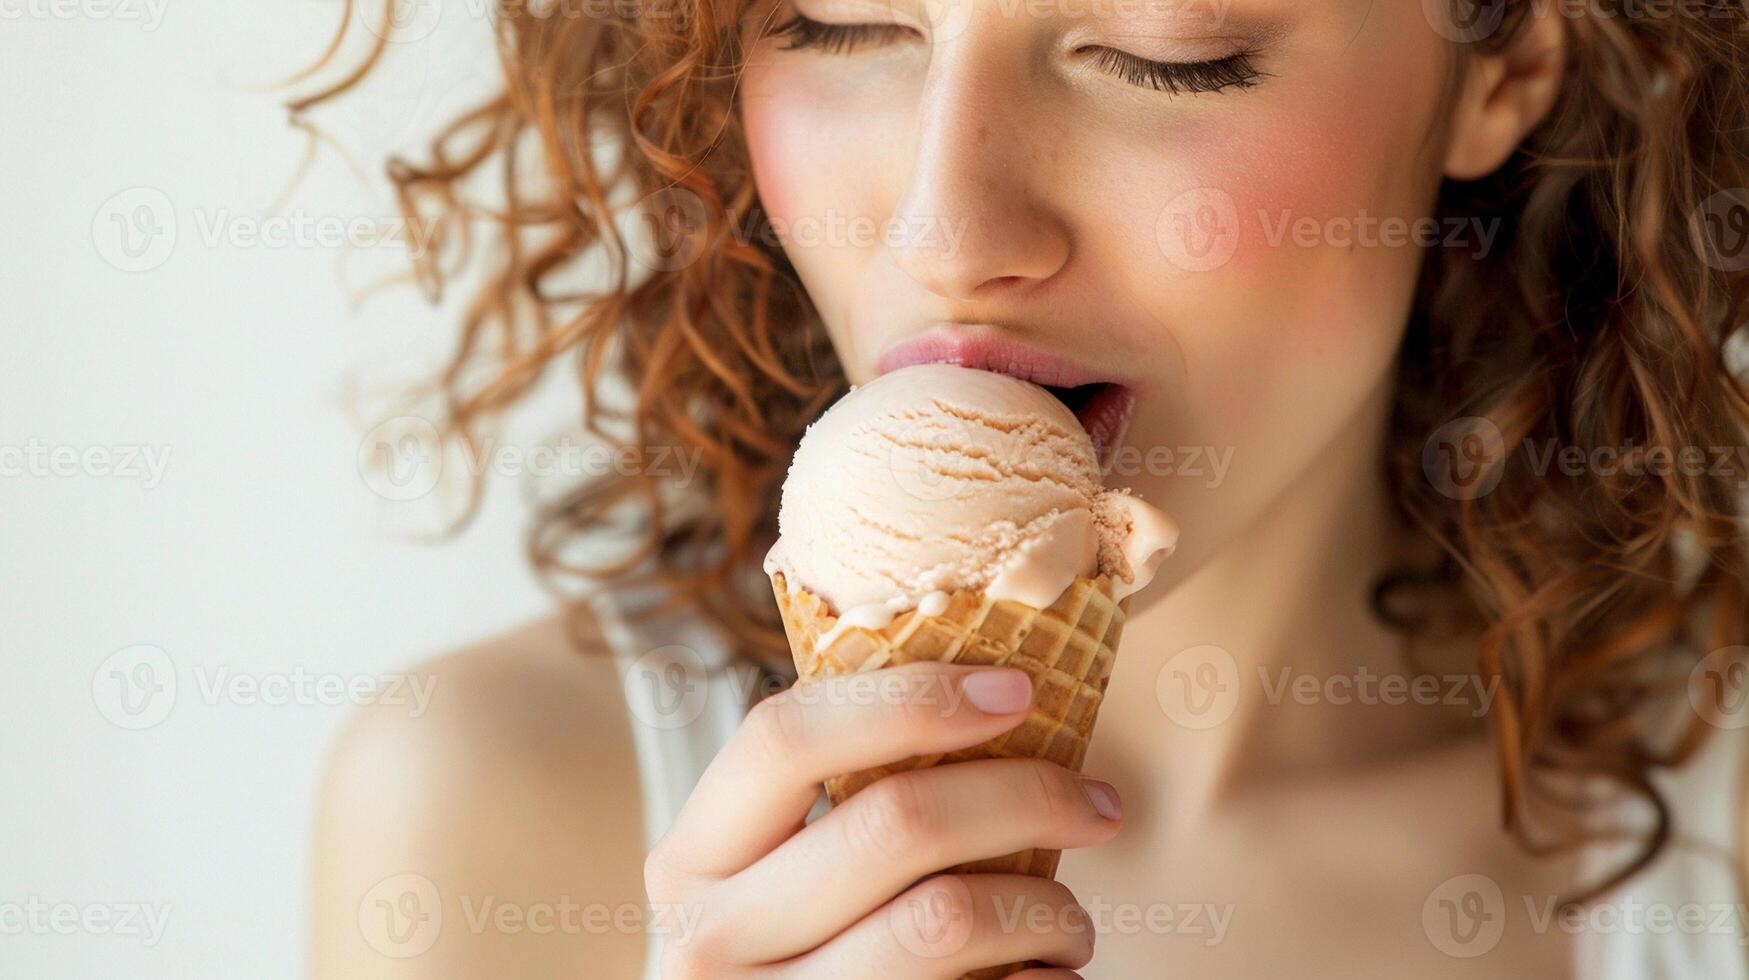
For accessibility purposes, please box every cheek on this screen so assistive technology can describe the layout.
[739,60,898,352]
[1153,56,1444,377]
[740,56,909,230]
[739,70,819,231]
[1100,40,1448,476]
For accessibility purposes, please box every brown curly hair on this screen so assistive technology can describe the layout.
[291,0,1749,906]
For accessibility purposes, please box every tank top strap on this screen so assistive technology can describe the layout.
[589,575,772,980]
[590,577,767,849]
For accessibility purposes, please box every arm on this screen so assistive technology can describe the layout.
[311,618,649,978]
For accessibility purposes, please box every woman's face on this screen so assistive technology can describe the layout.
[738,0,1458,601]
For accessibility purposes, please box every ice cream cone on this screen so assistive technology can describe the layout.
[771,570,1130,980]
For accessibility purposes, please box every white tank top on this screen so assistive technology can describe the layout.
[594,583,1749,979]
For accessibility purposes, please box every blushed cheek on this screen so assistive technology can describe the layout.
[1124,92,1443,430]
[1210,85,1442,360]
[739,70,811,229]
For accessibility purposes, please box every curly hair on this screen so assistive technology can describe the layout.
[291,0,1749,906]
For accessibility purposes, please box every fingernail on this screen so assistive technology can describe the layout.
[961,669,1033,714]
[1079,778,1122,821]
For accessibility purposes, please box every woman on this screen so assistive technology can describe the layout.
[306,0,1749,976]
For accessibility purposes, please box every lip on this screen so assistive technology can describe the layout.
[875,324,1138,469]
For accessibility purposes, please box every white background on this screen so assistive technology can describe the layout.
[2,3,567,976]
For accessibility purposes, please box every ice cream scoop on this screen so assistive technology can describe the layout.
[763,363,1179,635]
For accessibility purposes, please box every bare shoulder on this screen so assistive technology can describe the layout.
[312,612,648,978]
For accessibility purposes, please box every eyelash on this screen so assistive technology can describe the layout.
[771,14,911,54]
[1082,46,1261,95]
[769,13,1263,95]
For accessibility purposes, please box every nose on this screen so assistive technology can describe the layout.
[887,38,1072,302]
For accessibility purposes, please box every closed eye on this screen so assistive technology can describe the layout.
[769,13,1264,95]
[770,13,918,53]
[1078,47,1263,95]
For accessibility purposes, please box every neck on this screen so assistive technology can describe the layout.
[1091,374,1482,830]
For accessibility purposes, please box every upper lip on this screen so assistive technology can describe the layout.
[875,324,1124,390]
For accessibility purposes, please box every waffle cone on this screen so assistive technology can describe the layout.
[771,571,1130,980]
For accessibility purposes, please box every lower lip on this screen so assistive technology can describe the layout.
[1076,384,1136,472]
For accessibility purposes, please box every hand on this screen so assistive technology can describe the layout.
[642,662,1123,978]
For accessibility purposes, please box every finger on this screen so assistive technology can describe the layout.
[650,663,1037,882]
[774,874,1096,979]
[706,758,1120,963]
